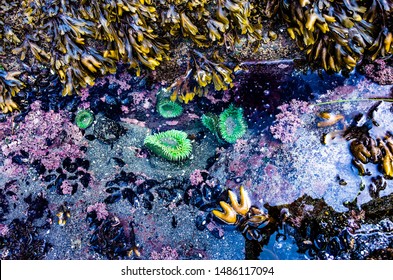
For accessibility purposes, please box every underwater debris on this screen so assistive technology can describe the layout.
[212,186,272,242]
[144,129,192,161]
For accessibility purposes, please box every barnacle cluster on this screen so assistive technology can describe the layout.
[144,129,192,161]
[202,104,247,144]
[278,0,393,72]
[212,186,271,241]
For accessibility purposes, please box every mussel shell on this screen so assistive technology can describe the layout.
[326,236,344,257]
[80,173,91,188]
[104,193,122,204]
[122,188,138,206]
[142,198,153,210]
[44,174,57,182]
[202,185,212,201]
[195,215,207,231]
[106,187,120,193]
[314,234,327,250]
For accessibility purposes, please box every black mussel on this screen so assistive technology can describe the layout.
[189,189,204,209]
[75,170,85,177]
[54,174,67,189]
[112,157,125,167]
[47,184,56,191]
[169,188,183,205]
[13,112,28,123]
[76,158,90,170]
[121,97,131,105]
[144,191,154,202]
[210,228,224,239]
[202,185,212,201]
[80,173,91,188]
[20,150,29,158]
[211,184,224,200]
[44,174,57,182]
[195,215,207,231]
[122,188,138,206]
[6,190,17,197]
[136,179,157,194]
[199,202,218,212]
[172,216,177,228]
[31,160,46,175]
[104,193,122,204]
[12,155,28,165]
[71,184,78,195]
[63,157,77,173]
[314,234,327,250]
[104,94,118,106]
[80,146,88,152]
[68,175,78,180]
[326,236,343,257]
[142,198,153,210]
[106,187,120,193]
[85,134,96,141]
[156,187,171,201]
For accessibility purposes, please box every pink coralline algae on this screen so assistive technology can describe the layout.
[189,169,208,186]
[87,203,109,221]
[0,101,85,175]
[94,72,132,94]
[150,246,179,260]
[363,59,393,85]
[60,181,73,195]
[270,99,312,144]
[0,224,9,237]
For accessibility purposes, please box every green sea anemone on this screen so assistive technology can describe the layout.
[144,130,192,161]
[201,113,223,143]
[156,99,183,118]
[75,110,94,129]
[218,104,247,144]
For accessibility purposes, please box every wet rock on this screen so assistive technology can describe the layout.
[93,116,126,144]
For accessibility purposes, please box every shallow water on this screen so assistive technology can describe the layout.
[1,64,393,260]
